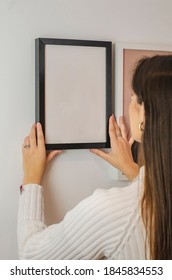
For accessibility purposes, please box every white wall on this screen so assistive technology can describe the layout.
[0,0,172,259]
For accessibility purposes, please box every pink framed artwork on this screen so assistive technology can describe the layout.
[115,43,172,132]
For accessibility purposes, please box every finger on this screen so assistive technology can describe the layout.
[90,148,110,162]
[29,124,37,148]
[46,150,62,164]
[23,136,30,145]
[112,114,119,130]
[119,116,128,142]
[109,115,117,143]
[22,136,30,151]
[129,137,135,147]
[36,123,45,148]
[111,115,122,138]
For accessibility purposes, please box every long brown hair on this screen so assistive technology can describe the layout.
[132,55,172,259]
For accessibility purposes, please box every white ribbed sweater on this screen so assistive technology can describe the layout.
[17,167,146,259]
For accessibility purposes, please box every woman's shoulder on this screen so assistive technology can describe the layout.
[65,166,145,226]
[95,166,144,199]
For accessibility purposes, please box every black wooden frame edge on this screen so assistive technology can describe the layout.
[38,37,112,48]
[45,142,110,151]
[35,39,45,125]
[106,42,112,148]
[35,38,112,150]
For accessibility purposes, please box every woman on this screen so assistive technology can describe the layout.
[18,55,172,260]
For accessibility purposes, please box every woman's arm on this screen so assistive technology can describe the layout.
[17,184,108,259]
[18,179,142,260]
[19,123,107,259]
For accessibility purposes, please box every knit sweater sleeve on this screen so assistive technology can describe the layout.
[17,168,145,260]
[17,185,111,259]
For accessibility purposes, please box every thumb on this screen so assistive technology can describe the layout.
[46,150,62,164]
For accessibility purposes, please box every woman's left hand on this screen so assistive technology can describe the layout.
[90,115,139,180]
[22,123,62,185]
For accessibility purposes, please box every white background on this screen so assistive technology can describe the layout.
[1,0,172,260]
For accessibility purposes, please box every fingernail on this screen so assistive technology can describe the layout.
[37,122,41,128]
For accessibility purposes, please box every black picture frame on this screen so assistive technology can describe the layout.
[35,38,112,150]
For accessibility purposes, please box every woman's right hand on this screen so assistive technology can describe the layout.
[90,115,139,181]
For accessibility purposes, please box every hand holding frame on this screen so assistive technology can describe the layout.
[90,115,139,181]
